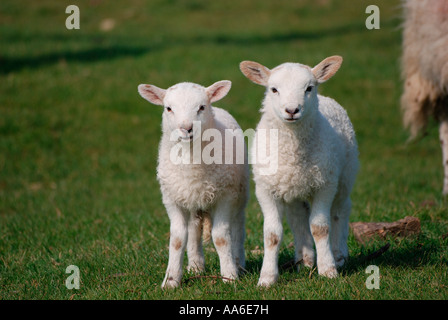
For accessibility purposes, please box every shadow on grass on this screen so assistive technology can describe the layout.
[341,234,447,275]
[0,45,150,74]
[241,233,447,280]
[177,233,446,289]
[0,19,400,74]
[241,249,301,277]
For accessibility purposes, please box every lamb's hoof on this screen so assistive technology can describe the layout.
[319,266,338,278]
[161,277,180,289]
[187,263,205,274]
[257,273,277,287]
[222,274,238,283]
[303,255,315,268]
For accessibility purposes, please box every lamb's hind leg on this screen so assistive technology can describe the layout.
[330,196,351,268]
[231,207,246,271]
[440,119,448,195]
[285,200,315,269]
[186,210,205,273]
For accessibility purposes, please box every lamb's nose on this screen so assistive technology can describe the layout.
[285,108,299,115]
[181,125,193,134]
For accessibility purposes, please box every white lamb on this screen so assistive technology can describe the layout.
[137,80,249,289]
[240,56,359,286]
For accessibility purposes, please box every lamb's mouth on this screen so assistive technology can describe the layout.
[179,135,194,141]
[284,117,299,122]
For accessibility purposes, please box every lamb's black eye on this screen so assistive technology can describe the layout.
[198,105,205,112]
[166,106,172,112]
[271,87,278,93]
[306,86,313,93]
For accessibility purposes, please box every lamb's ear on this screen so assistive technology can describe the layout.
[138,84,166,106]
[312,56,343,84]
[239,61,271,86]
[206,80,232,103]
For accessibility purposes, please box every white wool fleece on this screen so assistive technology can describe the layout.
[401,0,448,195]
[240,57,359,287]
[138,81,249,289]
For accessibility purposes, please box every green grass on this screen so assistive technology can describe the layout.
[1,0,447,300]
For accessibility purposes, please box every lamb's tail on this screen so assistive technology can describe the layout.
[201,211,212,243]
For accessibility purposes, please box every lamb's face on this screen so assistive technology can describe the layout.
[266,63,318,124]
[138,80,231,142]
[163,83,212,142]
[240,56,343,124]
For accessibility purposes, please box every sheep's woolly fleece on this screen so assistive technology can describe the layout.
[155,83,249,212]
[401,0,448,137]
[252,66,358,203]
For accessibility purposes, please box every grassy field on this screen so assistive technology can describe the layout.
[0,0,447,300]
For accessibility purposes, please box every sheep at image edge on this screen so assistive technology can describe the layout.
[240,56,359,287]
[138,81,249,289]
[401,0,448,195]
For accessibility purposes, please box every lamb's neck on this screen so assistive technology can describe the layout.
[161,131,217,168]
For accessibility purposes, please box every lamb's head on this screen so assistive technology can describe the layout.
[240,56,342,124]
[138,81,231,141]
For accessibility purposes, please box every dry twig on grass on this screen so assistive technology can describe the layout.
[350,216,420,244]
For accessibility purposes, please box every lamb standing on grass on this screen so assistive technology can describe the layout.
[400,0,448,195]
[240,56,359,286]
[138,81,249,288]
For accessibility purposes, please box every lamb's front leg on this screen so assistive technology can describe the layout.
[310,186,338,278]
[440,119,448,195]
[256,185,284,287]
[162,201,189,289]
[211,198,239,282]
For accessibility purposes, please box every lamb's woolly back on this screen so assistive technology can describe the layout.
[401,0,448,137]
